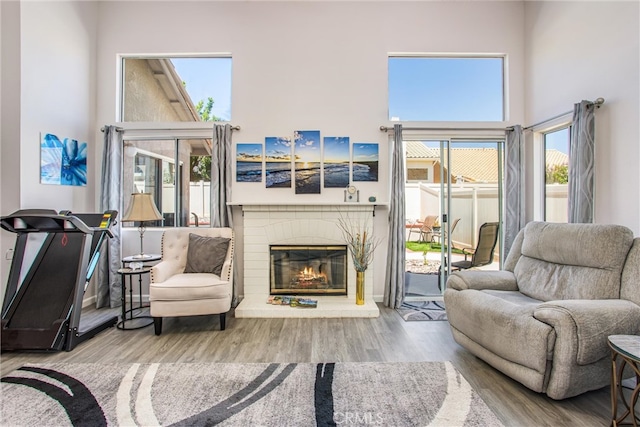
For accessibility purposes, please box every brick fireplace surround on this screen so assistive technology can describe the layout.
[234,204,380,318]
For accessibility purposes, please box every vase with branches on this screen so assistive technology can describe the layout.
[337,212,381,304]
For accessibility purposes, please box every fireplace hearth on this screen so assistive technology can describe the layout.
[270,245,347,295]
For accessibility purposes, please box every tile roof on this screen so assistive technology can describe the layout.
[545,149,569,167]
[448,148,500,183]
[405,141,568,183]
[405,141,439,158]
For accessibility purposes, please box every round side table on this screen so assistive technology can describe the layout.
[608,335,640,427]
[122,254,161,264]
[118,254,160,330]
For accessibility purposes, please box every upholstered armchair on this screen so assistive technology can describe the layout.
[444,222,640,399]
[149,228,234,335]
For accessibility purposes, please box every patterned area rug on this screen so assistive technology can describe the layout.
[1,362,503,426]
[397,301,448,321]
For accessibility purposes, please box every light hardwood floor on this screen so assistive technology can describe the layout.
[1,304,611,426]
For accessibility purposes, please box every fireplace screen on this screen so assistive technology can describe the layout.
[270,245,348,295]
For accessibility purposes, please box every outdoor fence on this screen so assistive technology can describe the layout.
[406,182,569,249]
[159,182,211,226]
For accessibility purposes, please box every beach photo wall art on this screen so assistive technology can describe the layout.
[40,133,87,186]
[237,131,380,193]
[236,143,263,182]
[294,130,321,194]
[352,143,379,182]
[265,137,292,188]
[323,137,350,188]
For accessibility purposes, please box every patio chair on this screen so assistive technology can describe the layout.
[450,222,499,271]
[407,215,438,242]
[432,217,461,247]
[435,221,498,291]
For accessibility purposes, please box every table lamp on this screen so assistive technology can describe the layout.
[122,192,163,259]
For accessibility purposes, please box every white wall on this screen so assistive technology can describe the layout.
[20,1,98,212]
[1,2,99,303]
[95,1,526,298]
[524,1,640,233]
[0,1,22,297]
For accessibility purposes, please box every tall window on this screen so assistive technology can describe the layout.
[544,127,570,222]
[388,56,504,122]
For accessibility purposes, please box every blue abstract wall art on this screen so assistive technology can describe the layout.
[40,133,87,186]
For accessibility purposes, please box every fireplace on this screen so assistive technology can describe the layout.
[234,204,379,318]
[270,245,348,296]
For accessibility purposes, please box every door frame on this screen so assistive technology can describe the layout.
[402,132,506,302]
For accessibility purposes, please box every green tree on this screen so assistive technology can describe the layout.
[546,164,568,184]
[195,97,221,122]
[191,97,221,181]
[190,157,211,182]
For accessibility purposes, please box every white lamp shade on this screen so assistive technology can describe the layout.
[122,193,162,222]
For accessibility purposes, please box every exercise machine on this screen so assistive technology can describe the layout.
[1,209,119,351]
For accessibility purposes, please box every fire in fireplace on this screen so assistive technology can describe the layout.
[270,245,347,295]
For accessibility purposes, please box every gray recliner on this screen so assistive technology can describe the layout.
[444,221,640,399]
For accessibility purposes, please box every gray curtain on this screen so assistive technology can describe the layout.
[568,100,595,223]
[504,125,525,257]
[210,123,237,305]
[384,124,405,309]
[211,124,233,228]
[96,126,122,308]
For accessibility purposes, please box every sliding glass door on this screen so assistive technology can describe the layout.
[438,139,504,291]
[403,137,504,300]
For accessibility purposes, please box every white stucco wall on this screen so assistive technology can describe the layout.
[0,1,22,297]
[2,2,99,303]
[524,1,640,233]
[95,1,526,299]
[19,1,98,212]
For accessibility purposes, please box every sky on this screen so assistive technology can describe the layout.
[171,58,232,121]
[544,127,570,154]
[388,57,504,122]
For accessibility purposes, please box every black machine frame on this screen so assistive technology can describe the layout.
[1,209,119,351]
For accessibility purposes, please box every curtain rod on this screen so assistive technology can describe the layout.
[379,125,513,132]
[100,125,240,132]
[523,97,604,131]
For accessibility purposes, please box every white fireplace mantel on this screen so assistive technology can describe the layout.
[234,203,380,318]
